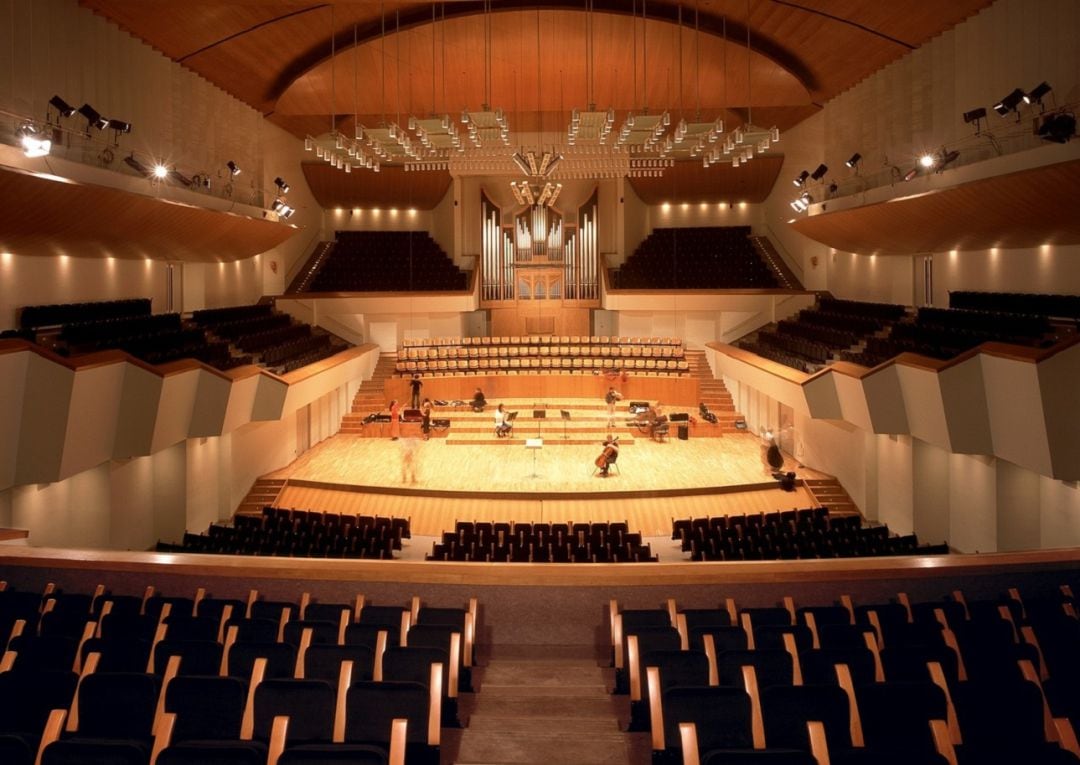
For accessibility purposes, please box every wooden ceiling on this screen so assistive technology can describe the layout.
[80,1,994,136]
[790,159,1080,255]
[0,166,297,262]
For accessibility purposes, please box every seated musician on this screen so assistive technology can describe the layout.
[494,403,512,437]
[472,387,487,412]
[597,434,620,477]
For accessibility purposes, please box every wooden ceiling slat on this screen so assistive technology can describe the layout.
[790,159,1080,255]
[0,166,297,262]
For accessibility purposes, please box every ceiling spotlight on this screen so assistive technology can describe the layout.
[78,103,108,131]
[1024,82,1052,107]
[993,89,1025,118]
[49,95,76,118]
[919,154,937,168]
[845,153,861,169]
[152,164,169,179]
[274,177,290,194]
[227,161,241,176]
[106,119,131,134]
[810,164,828,181]
[793,170,810,187]
[1038,112,1076,144]
[17,122,51,158]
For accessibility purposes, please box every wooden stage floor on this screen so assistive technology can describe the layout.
[264,432,829,536]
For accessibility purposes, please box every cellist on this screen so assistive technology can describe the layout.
[595,434,620,477]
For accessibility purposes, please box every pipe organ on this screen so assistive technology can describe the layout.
[480,189,599,308]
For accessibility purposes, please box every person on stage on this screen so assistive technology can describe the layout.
[605,386,623,427]
[388,399,401,440]
[494,403,511,437]
[400,436,419,484]
[421,398,433,441]
[408,373,423,409]
[472,387,487,413]
[596,433,620,477]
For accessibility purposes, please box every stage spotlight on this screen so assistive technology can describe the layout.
[827,181,839,196]
[17,122,51,158]
[963,107,987,124]
[938,149,960,170]
[77,103,108,131]
[106,119,131,134]
[49,95,76,118]
[845,153,861,169]
[919,153,937,168]
[792,170,809,187]
[152,164,169,179]
[1024,81,1052,107]
[903,167,919,182]
[963,107,987,134]
[1038,112,1076,144]
[124,153,149,175]
[227,161,241,176]
[274,177,290,194]
[810,163,828,181]
[993,88,1025,118]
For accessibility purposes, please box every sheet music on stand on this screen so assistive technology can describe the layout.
[533,405,546,437]
[526,438,543,479]
[560,410,570,440]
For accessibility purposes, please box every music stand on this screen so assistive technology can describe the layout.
[526,438,543,479]
[533,408,546,437]
[560,410,570,440]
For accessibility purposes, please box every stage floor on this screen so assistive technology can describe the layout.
[263,432,828,536]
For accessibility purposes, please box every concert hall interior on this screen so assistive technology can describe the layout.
[2,1,1080,763]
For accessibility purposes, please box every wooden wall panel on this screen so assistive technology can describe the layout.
[629,156,785,205]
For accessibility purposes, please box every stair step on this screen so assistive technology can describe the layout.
[455,729,631,765]
[467,696,616,719]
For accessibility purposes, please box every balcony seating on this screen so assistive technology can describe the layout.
[307,231,467,293]
[612,226,781,290]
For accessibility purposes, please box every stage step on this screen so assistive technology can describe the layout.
[803,478,862,518]
[234,478,287,518]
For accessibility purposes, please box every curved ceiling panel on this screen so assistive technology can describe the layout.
[790,159,1080,255]
[302,163,452,210]
[629,155,784,205]
[0,166,297,262]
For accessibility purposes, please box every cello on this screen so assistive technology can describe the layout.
[595,437,619,470]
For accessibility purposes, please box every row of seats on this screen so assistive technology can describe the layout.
[673,508,948,561]
[950,290,1080,321]
[396,356,690,376]
[743,297,1065,373]
[401,342,685,360]
[428,520,657,563]
[611,583,1080,764]
[158,508,411,559]
[402,335,683,348]
[0,583,478,765]
[19,298,152,330]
